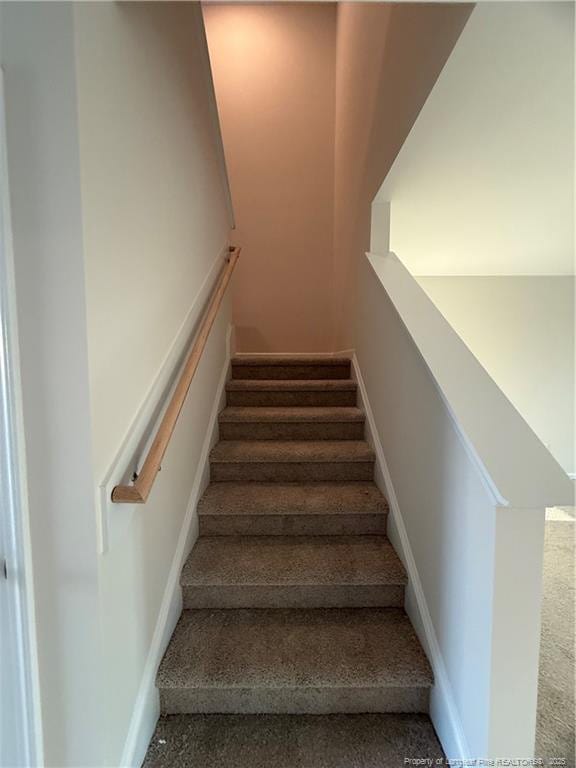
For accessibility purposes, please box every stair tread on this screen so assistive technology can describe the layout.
[219,406,365,423]
[183,536,406,587]
[227,379,357,391]
[143,713,444,767]
[157,608,433,690]
[232,356,351,366]
[198,482,388,517]
[210,440,374,464]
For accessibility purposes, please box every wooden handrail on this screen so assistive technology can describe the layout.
[112,246,241,503]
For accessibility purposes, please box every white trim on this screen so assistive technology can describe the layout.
[568,472,576,481]
[351,353,471,762]
[119,329,231,768]
[416,347,508,510]
[96,244,229,553]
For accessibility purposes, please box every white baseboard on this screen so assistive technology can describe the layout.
[119,330,231,768]
[351,353,471,762]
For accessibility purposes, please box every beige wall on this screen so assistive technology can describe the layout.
[75,2,231,479]
[203,2,472,352]
[419,276,575,475]
[333,2,473,349]
[203,3,336,352]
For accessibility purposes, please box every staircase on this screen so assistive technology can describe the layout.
[144,357,441,766]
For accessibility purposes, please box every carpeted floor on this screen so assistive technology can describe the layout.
[535,516,575,766]
[142,713,444,768]
[143,515,574,767]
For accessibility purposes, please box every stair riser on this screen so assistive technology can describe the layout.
[211,462,374,483]
[231,364,351,380]
[160,687,429,716]
[199,513,387,537]
[219,421,364,441]
[227,391,357,407]
[183,584,405,610]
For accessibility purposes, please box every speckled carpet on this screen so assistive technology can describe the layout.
[143,518,575,767]
[535,518,575,766]
[142,713,443,768]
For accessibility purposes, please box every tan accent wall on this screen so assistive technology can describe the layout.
[204,3,337,352]
[204,2,473,352]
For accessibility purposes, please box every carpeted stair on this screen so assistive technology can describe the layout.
[145,356,439,767]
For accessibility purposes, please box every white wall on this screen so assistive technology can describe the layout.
[97,303,231,767]
[355,256,494,755]
[74,2,231,481]
[1,5,106,765]
[377,2,574,276]
[354,254,553,758]
[2,3,234,765]
[419,277,575,475]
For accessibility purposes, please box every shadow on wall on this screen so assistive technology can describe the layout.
[332,1,474,350]
[235,326,273,354]
[370,2,575,474]
[203,2,473,353]
[375,2,574,277]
